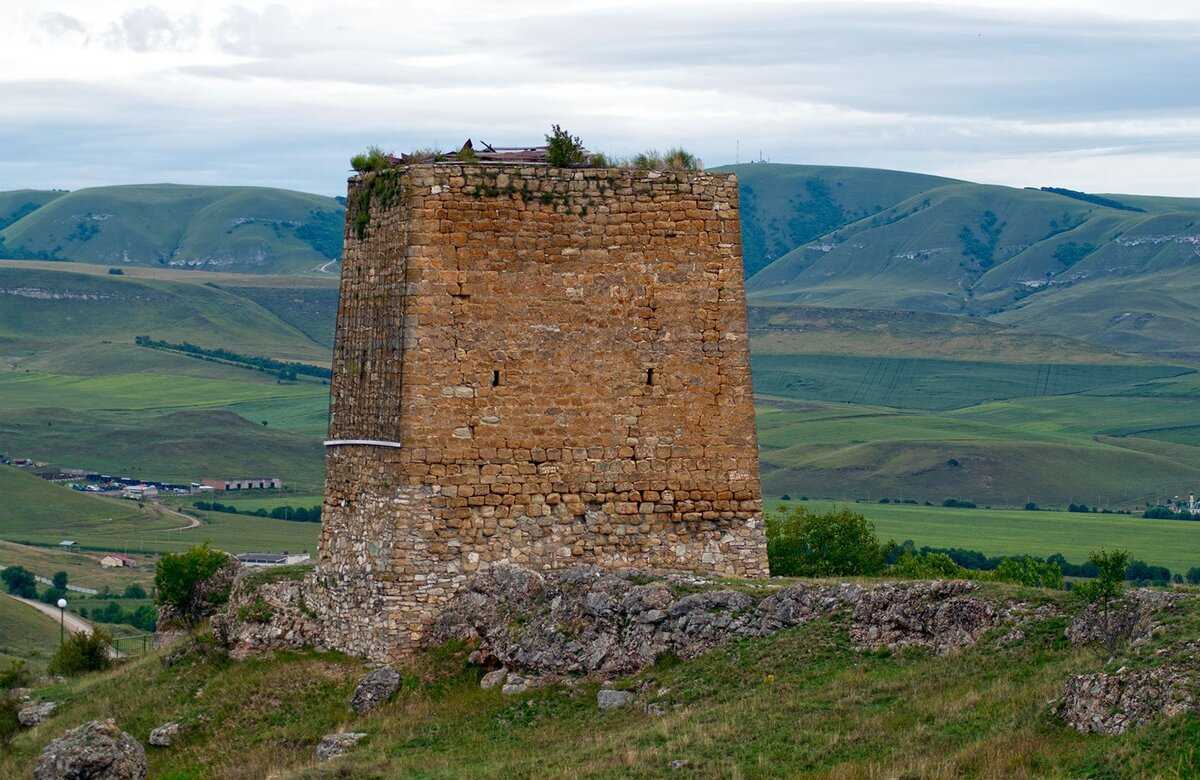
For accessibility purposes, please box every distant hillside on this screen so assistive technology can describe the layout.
[0,189,66,231]
[713,163,957,277]
[0,184,344,275]
[740,165,1200,358]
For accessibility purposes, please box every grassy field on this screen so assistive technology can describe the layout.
[754,357,1200,507]
[0,595,61,671]
[0,541,152,593]
[2,582,1198,778]
[773,499,1200,574]
[751,354,1190,411]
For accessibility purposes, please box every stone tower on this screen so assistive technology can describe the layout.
[315,162,767,661]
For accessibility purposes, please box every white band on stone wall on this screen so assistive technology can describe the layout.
[323,439,405,448]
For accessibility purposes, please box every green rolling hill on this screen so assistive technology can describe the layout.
[0,184,344,274]
[715,163,958,277]
[0,189,67,231]
[738,165,1200,358]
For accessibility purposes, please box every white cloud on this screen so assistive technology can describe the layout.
[2,0,1200,196]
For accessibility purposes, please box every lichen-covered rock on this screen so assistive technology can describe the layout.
[350,667,402,714]
[849,580,997,654]
[210,566,323,659]
[479,669,508,690]
[155,553,240,632]
[597,689,635,710]
[1058,667,1195,734]
[430,564,863,676]
[34,719,146,780]
[1065,590,1186,647]
[148,722,180,747]
[315,732,366,761]
[19,700,57,727]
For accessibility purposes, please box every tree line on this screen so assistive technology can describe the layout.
[135,336,332,380]
[193,501,322,523]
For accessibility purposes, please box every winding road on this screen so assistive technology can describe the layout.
[4,592,94,635]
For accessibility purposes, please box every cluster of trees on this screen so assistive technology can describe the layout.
[942,498,977,509]
[193,501,321,523]
[765,507,1064,587]
[1039,187,1143,213]
[79,601,156,632]
[134,336,332,380]
[765,506,1196,588]
[1143,505,1198,521]
[1,566,37,598]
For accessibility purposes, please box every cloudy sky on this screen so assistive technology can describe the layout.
[4,0,1200,196]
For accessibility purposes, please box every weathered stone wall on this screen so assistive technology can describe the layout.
[317,163,767,661]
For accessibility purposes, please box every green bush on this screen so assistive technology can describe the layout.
[546,125,586,167]
[350,146,391,173]
[994,555,1064,589]
[48,628,113,676]
[155,544,233,629]
[1187,567,1200,585]
[888,551,965,579]
[39,586,66,605]
[0,697,18,745]
[0,660,31,691]
[122,583,147,599]
[766,506,886,577]
[663,147,702,171]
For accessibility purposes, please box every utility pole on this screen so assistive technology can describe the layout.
[57,597,67,646]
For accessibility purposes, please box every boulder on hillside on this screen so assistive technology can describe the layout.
[315,731,366,762]
[148,722,180,747]
[34,718,146,780]
[350,667,402,714]
[18,700,57,728]
[1058,667,1196,735]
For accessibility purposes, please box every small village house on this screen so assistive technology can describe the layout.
[99,553,136,568]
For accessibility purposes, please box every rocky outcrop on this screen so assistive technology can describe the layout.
[315,732,366,762]
[34,719,146,780]
[350,667,401,714]
[19,700,57,727]
[1065,590,1185,647]
[431,565,863,676]
[1058,667,1196,734]
[849,580,998,654]
[210,567,322,659]
[432,565,1000,678]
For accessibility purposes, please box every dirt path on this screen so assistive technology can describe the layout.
[156,503,202,531]
[4,592,94,635]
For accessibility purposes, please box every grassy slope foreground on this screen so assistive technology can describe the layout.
[0,594,62,672]
[2,582,1198,778]
[0,184,344,275]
